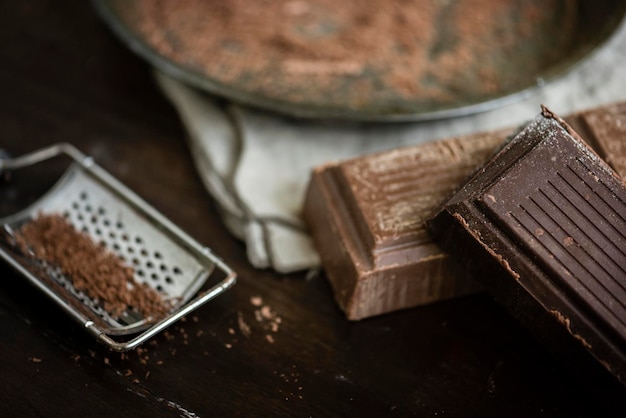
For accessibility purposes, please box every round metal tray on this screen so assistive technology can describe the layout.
[93,0,626,122]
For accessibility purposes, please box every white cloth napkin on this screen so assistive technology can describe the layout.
[155,19,626,273]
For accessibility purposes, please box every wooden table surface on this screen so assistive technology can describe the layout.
[0,2,619,416]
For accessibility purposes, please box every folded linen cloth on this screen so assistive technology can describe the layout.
[154,19,626,273]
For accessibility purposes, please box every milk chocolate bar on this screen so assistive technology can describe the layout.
[427,107,626,393]
[304,130,508,320]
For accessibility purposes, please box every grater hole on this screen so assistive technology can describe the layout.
[132,258,140,266]
[160,264,167,272]
[137,269,145,277]
[85,205,92,213]
[127,247,134,254]
[165,276,173,284]
[154,251,162,259]
[140,249,148,256]
[116,221,124,229]
[109,231,116,239]
[72,202,79,210]
[95,228,102,236]
[80,191,88,201]
[103,219,110,227]
[135,237,143,244]
[146,261,154,269]
[151,273,158,281]
[91,215,97,224]
[98,207,106,215]
[173,266,182,275]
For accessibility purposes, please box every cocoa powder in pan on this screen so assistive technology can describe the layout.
[16,213,170,320]
[125,0,576,111]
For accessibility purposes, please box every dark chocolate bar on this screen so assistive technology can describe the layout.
[427,107,626,394]
[304,130,508,320]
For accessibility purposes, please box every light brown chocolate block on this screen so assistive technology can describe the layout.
[304,129,509,320]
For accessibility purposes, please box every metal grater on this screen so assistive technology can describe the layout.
[0,143,236,351]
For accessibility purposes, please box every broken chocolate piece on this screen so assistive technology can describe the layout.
[304,130,508,320]
[427,107,626,396]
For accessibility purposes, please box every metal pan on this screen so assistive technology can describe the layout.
[92,0,626,122]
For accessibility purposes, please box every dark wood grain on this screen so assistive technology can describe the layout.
[0,1,619,416]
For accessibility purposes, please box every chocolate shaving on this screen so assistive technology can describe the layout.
[15,213,170,320]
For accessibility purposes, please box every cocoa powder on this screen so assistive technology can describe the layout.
[16,213,170,320]
[125,0,577,111]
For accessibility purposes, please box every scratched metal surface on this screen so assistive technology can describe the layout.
[93,0,626,121]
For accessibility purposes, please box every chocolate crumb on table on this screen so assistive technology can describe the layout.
[15,213,171,320]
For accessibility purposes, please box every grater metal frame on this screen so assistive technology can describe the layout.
[0,143,237,352]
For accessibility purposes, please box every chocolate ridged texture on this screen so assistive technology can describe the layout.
[306,101,626,323]
[427,107,626,404]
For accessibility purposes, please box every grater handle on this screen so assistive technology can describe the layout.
[0,142,87,170]
[87,267,236,352]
